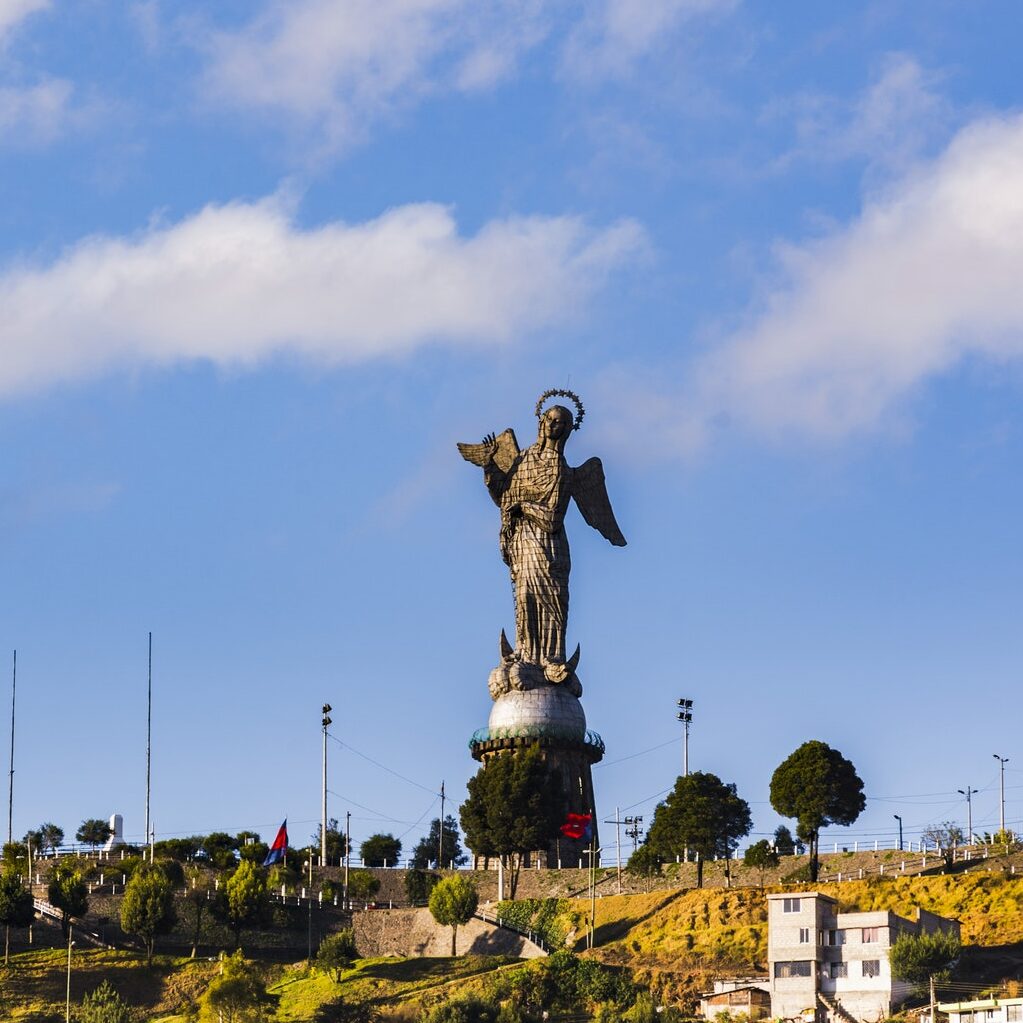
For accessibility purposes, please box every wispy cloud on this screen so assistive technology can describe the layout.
[561,0,737,82]
[196,0,550,156]
[606,112,1023,455]
[0,78,74,146]
[0,0,48,44]
[0,193,644,397]
[765,54,951,176]
[194,0,734,158]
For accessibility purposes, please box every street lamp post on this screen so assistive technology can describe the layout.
[321,704,332,867]
[957,786,978,845]
[993,755,1010,838]
[893,814,903,852]
[676,699,693,776]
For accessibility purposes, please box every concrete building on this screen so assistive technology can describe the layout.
[940,999,1023,1023]
[767,892,959,1023]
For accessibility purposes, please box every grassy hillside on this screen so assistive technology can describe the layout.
[8,872,1023,1021]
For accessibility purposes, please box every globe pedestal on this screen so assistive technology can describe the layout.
[469,685,604,867]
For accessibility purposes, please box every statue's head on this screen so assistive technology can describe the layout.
[534,389,584,449]
[539,404,573,445]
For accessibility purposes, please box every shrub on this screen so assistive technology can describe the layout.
[79,980,131,1023]
[405,868,440,906]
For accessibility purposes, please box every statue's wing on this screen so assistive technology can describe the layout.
[571,457,627,547]
[457,429,520,473]
[493,429,519,473]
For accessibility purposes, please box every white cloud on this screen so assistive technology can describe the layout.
[767,54,949,175]
[198,0,549,154]
[611,112,1023,454]
[0,195,644,397]
[0,78,74,145]
[562,0,735,81]
[0,0,48,44]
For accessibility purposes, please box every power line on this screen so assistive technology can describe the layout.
[327,732,441,797]
[595,736,679,770]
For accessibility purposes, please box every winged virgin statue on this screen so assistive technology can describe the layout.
[458,390,626,699]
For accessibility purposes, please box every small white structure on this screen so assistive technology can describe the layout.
[941,999,1023,1023]
[102,813,124,852]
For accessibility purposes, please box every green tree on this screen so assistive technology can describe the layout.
[460,745,564,897]
[312,819,350,865]
[47,859,89,939]
[645,771,752,887]
[769,740,865,882]
[411,816,467,869]
[428,875,479,956]
[405,868,440,905]
[201,831,240,870]
[890,929,962,1016]
[76,818,113,850]
[120,862,177,960]
[743,840,779,887]
[79,979,131,1023]
[0,866,34,962]
[223,859,268,947]
[199,951,273,1022]
[316,927,359,982]
[422,997,500,1023]
[359,833,401,867]
[38,822,64,853]
[154,836,203,861]
[773,825,796,856]
[346,869,381,903]
[625,843,662,877]
[183,866,210,958]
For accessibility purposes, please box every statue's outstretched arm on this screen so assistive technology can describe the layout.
[571,457,627,547]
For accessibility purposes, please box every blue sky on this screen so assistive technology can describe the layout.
[1,0,1022,861]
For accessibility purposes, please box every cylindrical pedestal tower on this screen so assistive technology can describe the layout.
[469,685,603,866]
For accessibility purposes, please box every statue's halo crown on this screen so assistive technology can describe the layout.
[535,388,585,431]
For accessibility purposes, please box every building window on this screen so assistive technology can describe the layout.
[862,960,881,978]
[783,898,801,913]
[825,930,847,946]
[861,927,879,943]
[799,928,811,944]
[1007,1006,1022,1023]
[830,963,848,979]
[959,1013,973,1023]
[775,961,813,979]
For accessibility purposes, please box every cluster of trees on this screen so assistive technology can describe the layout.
[460,746,563,897]
[626,739,865,885]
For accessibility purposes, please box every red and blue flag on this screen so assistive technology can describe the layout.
[560,812,593,841]
[263,819,288,866]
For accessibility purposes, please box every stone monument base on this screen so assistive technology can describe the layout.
[469,683,604,867]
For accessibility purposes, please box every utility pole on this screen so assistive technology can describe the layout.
[145,633,152,859]
[321,704,332,867]
[344,810,351,907]
[893,814,903,852]
[624,816,643,853]
[676,698,693,776]
[438,781,445,868]
[993,754,1009,837]
[958,786,978,845]
[603,808,625,894]
[8,650,16,846]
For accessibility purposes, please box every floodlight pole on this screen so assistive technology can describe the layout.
[321,704,332,866]
[993,755,1009,837]
[8,650,16,846]
[144,633,153,859]
[344,811,351,907]
[958,786,978,845]
[676,698,693,776]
